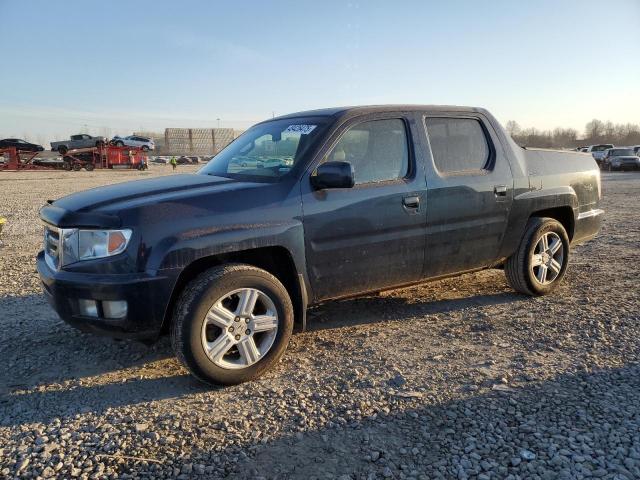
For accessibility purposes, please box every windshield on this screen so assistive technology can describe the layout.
[199,117,329,181]
[592,145,613,151]
[610,148,635,156]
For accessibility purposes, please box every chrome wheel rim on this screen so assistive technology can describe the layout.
[530,232,564,285]
[201,288,278,370]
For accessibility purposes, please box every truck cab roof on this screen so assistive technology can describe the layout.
[271,104,489,122]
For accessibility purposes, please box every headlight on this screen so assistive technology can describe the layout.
[58,228,132,266]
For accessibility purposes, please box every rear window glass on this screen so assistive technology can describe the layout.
[425,118,490,174]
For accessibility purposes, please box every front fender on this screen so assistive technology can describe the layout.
[150,220,307,273]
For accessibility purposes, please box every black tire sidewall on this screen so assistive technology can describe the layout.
[177,269,293,385]
[523,219,570,295]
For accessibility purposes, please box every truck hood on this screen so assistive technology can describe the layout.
[41,174,266,228]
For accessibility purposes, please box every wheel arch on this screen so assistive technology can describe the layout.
[529,206,575,240]
[161,246,306,335]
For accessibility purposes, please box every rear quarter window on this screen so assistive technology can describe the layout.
[425,117,491,174]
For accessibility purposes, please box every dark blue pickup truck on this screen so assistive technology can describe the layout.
[38,105,604,385]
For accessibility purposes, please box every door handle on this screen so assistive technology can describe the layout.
[494,185,507,197]
[402,195,420,209]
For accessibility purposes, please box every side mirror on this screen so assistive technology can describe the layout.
[311,161,355,190]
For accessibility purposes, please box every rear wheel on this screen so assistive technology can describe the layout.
[72,163,81,171]
[505,217,569,296]
[62,160,72,171]
[58,146,68,155]
[85,163,95,171]
[171,264,294,385]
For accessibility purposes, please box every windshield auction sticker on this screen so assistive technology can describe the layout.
[284,125,316,135]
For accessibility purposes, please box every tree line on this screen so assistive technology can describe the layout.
[505,120,640,149]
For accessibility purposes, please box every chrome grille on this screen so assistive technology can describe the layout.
[44,225,60,270]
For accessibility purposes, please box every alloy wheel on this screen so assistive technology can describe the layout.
[530,232,564,285]
[201,288,278,369]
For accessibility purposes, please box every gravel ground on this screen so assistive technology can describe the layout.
[0,167,639,480]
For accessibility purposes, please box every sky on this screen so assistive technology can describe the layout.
[0,0,638,144]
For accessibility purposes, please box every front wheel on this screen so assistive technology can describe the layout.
[171,264,294,385]
[141,145,149,152]
[505,217,569,296]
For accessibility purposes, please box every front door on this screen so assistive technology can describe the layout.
[421,114,514,278]
[301,116,427,301]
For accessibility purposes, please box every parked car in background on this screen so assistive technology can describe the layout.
[111,135,155,151]
[586,144,614,165]
[151,156,167,164]
[38,105,604,385]
[51,134,107,154]
[601,147,640,171]
[0,138,44,152]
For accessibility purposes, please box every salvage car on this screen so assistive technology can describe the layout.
[111,135,155,151]
[586,144,614,165]
[600,147,640,171]
[0,138,44,152]
[51,134,107,154]
[37,105,604,385]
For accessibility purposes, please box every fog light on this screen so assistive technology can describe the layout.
[102,300,127,319]
[78,299,98,317]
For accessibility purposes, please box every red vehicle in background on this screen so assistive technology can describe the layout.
[0,145,148,171]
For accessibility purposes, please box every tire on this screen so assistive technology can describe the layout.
[116,141,124,147]
[504,217,570,296]
[141,145,149,152]
[171,264,294,385]
[72,163,81,171]
[62,161,72,171]
[58,146,68,155]
[85,163,95,171]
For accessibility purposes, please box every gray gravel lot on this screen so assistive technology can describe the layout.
[0,166,639,479]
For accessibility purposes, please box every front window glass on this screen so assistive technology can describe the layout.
[611,149,634,156]
[592,145,613,151]
[325,119,409,184]
[199,117,328,180]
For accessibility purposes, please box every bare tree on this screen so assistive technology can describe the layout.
[585,119,605,142]
[505,120,521,137]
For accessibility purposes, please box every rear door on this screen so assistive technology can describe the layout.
[421,113,514,278]
[301,115,427,301]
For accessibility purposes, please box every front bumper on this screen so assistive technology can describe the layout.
[37,251,176,340]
